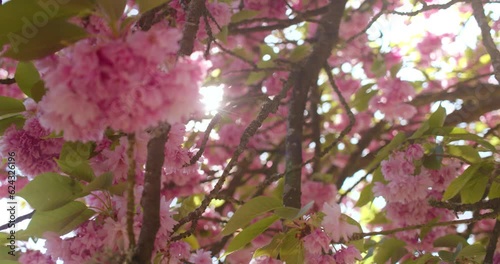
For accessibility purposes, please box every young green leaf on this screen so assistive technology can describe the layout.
[253,233,285,259]
[136,0,170,14]
[17,173,83,211]
[230,10,260,23]
[224,215,279,256]
[3,19,88,60]
[446,145,482,164]
[222,196,282,236]
[0,96,25,116]
[17,201,94,238]
[460,173,488,204]
[433,234,468,248]
[442,163,482,201]
[428,105,446,128]
[280,229,305,264]
[96,0,126,22]
[0,115,25,134]
[15,61,40,96]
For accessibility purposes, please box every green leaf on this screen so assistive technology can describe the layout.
[488,179,500,199]
[426,127,496,152]
[428,105,446,128]
[351,83,377,112]
[389,62,403,78]
[245,71,266,85]
[222,196,282,236]
[0,115,25,134]
[373,238,407,264]
[3,19,88,61]
[273,201,313,220]
[355,184,373,207]
[414,254,441,264]
[0,96,25,116]
[410,121,430,139]
[81,172,114,194]
[442,163,482,201]
[215,25,228,43]
[253,233,285,258]
[15,61,40,97]
[230,10,260,23]
[460,173,488,204]
[17,201,94,238]
[30,80,47,102]
[0,0,92,37]
[366,132,406,172]
[371,58,386,78]
[224,215,279,256]
[447,145,482,164]
[57,141,95,182]
[456,244,485,258]
[280,229,305,264]
[96,0,126,22]
[433,234,468,248]
[422,145,443,170]
[108,182,127,196]
[136,0,170,13]
[438,250,456,262]
[17,173,83,211]
[289,45,310,62]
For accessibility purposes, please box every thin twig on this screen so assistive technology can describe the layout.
[390,0,465,16]
[126,134,136,249]
[0,78,15,84]
[351,211,499,240]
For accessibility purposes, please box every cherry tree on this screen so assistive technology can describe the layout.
[0,0,499,263]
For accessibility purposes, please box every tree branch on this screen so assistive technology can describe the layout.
[132,124,170,264]
[429,198,500,212]
[484,220,500,264]
[132,1,206,261]
[471,0,500,83]
[0,78,15,84]
[178,0,206,56]
[0,210,35,231]
[351,211,499,240]
[390,0,465,16]
[283,0,347,209]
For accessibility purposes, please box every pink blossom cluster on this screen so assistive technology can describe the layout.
[373,144,459,251]
[18,250,55,264]
[0,116,63,178]
[45,186,178,263]
[242,0,287,18]
[300,202,361,261]
[162,124,206,199]
[301,180,338,211]
[38,24,210,141]
[369,77,417,121]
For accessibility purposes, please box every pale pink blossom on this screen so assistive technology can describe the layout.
[333,246,362,264]
[321,202,360,242]
[19,250,55,264]
[303,228,331,255]
[405,144,425,160]
[189,249,212,264]
[0,118,63,178]
[302,181,338,210]
[250,255,284,264]
[306,254,337,264]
